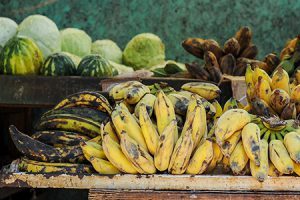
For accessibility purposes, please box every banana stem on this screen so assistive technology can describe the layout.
[270,132,276,141]
[275,132,284,141]
[263,130,271,142]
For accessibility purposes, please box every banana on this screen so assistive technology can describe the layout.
[54,91,112,114]
[251,97,276,117]
[101,128,138,174]
[80,141,106,159]
[271,67,290,94]
[119,100,135,113]
[111,105,148,150]
[220,53,236,75]
[120,130,156,174]
[176,114,184,128]
[125,84,150,104]
[176,90,194,100]
[293,161,300,176]
[19,158,93,174]
[269,89,290,114]
[243,104,251,112]
[103,121,119,143]
[252,67,272,86]
[255,76,272,104]
[235,26,252,52]
[284,131,300,163]
[246,85,255,103]
[268,161,283,177]
[229,140,249,175]
[212,100,223,121]
[109,81,144,101]
[139,103,159,155]
[250,139,269,182]
[31,130,90,147]
[222,155,231,173]
[168,128,194,174]
[186,139,214,174]
[9,125,84,163]
[241,123,260,166]
[181,82,221,100]
[182,38,205,59]
[220,130,241,157]
[187,94,216,119]
[281,102,297,120]
[89,135,102,143]
[291,85,300,113]
[134,93,156,117]
[240,44,258,59]
[154,120,177,171]
[167,93,190,116]
[154,90,177,141]
[245,65,254,87]
[224,37,240,57]
[269,139,294,174]
[223,97,244,112]
[206,141,223,173]
[215,109,252,144]
[35,114,101,138]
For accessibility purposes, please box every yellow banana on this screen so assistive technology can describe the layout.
[167,93,190,116]
[168,128,194,174]
[246,85,255,104]
[269,139,294,174]
[243,104,251,112]
[176,90,194,100]
[103,121,119,143]
[181,82,221,100]
[222,155,231,173]
[109,81,143,101]
[229,140,249,175]
[154,90,177,141]
[252,67,272,86]
[186,139,214,174]
[250,139,269,182]
[223,97,244,112]
[206,141,223,173]
[125,84,150,104]
[88,135,102,143]
[290,79,298,92]
[134,93,156,117]
[293,161,300,176]
[80,141,106,159]
[111,105,148,150]
[255,76,272,104]
[139,103,159,155]
[284,131,300,163]
[187,94,216,119]
[269,89,290,114]
[212,100,223,121]
[215,109,252,144]
[271,67,290,94]
[268,161,283,177]
[220,130,241,157]
[120,130,156,174]
[245,65,254,88]
[154,120,177,171]
[119,100,135,113]
[101,129,138,174]
[291,85,300,113]
[241,123,261,166]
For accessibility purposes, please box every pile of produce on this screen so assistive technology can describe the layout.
[8,80,300,182]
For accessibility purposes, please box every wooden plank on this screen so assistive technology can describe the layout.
[88,189,300,200]
[1,173,300,191]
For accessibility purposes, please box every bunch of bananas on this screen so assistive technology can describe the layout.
[245,65,300,119]
[10,91,112,173]
[182,26,280,83]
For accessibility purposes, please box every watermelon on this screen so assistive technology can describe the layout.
[0,37,43,75]
[77,54,114,77]
[40,53,76,76]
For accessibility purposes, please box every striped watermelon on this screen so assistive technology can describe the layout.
[0,37,43,75]
[77,54,115,77]
[40,53,76,76]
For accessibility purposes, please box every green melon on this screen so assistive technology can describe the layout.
[40,53,76,76]
[0,37,43,75]
[77,54,115,77]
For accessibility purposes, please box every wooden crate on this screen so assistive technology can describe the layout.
[223,75,247,105]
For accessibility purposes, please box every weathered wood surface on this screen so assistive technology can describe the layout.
[88,189,300,200]
[1,173,300,191]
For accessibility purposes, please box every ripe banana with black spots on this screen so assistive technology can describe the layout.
[250,139,268,182]
[269,89,290,114]
[134,93,156,117]
[268,161,283,177]
[120,130,156,174]
[186,139,214,174]
[212,100,223,121]
[181,82,221,100]
[241,123,260,166]
[80,141,106,159]
[252,67,272,86]
[167,93,190,116]
[109,81,144,101]
[284,131,300,163]
[291,85,300,113]
[54,91,112,114]
[230,141,249,175]
[269,139,294,174]
[255,76,271,104]
[206,141,223,173]
[281,102,297,120]
[103,121,119,143]
[251,97,276,117]
[125,84,150,104]
[223,97,244,112]
[154,120,177,171]
[220,130,241,157]
[271,67,290,95]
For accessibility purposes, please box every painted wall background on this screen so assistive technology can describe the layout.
[1,0,300,63]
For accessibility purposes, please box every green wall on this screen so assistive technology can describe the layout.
[1,0,300,63]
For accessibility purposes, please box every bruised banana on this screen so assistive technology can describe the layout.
[269,139,294,174]
[251,97,276,117]
[284,131,300,163]
[220,130,241,157]
[206,141,223,173]
[80,141,106,159]
[223,37,240,57]
[235,26,252,52]
[182,38,205,59]
[187,94,215,119]
[109,81,144,101]
[271,67,290,95]
[154,90,177,141]
[186,139,214,175]
[215,109,252,144]
[242,123,261,166]
[255,76,271,104]
[223,97,244,112]
[125,84,150,104]
[139,103,159,155]
[181,82,221,100]
[290,85,300,113]
[168,128,194,174]
[19,158,93,174]
[134,93,156,117]
[268,161,283,177]
[250,139,269,182]
[35,114,101,138]
[101,129,138,174]
[54,91,112,114]
[9,125,84,163]
[229,140,249,175]
[281,102,297,120]
[167,93,190,116]
[154,120,177,171]
[111,105,147,150]
[120,130,156,174]
[269,89,290,114]
[222,155,231,173]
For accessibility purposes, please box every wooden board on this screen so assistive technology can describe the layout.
[1,173,300,191]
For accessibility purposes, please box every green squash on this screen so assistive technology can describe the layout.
[40,53,76,76]
[77,54,114,77]
[0,37,43,75]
